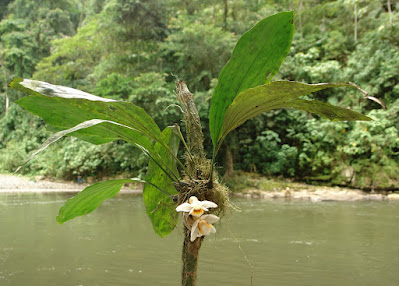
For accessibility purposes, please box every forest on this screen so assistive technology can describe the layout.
[0,0,398,190]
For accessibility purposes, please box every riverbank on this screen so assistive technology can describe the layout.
[234,187,399,201]
[1,173,399,201]
[226,173,399,202]
[0,174,142,194]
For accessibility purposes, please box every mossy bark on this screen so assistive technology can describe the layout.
[176,81,206,176]
[176,81,207,286]
[181,227,203,286]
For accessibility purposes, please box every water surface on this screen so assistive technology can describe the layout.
[1,193,398,285]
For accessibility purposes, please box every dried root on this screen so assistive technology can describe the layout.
[176,179,229,218]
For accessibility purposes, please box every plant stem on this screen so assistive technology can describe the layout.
[181,227,203,286]
[176,81,206,286]
[176,81,204,157]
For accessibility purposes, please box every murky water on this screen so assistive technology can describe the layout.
[1,193,398,286]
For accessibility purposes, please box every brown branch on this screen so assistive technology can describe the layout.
[176,81,207,179]
[176,81,207,286]
[181,228,203,286]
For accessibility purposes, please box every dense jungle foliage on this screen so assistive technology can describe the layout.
[0,0,398,190]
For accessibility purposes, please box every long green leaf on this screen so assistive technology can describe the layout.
[56,179,133,224]
[209,11,294,147]
[143,126,180,238]
[10,78,162,151]
[220,81,371,145]
[284,99,371,121]
[15,119,142,172]
[9,78,184,173]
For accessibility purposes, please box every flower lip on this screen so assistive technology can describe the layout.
[190,205,205,217]
[190,214,220,242]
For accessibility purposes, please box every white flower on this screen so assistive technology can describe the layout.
[190,214,220,242]
[175,196,218,217]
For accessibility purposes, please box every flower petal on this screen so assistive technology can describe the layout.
[176,203,193,212]
[198,220,213,236]
[200,201,218,209]
[188,196,199,204]
[191,220,200,242]
[202,214,220,224]
[190,230,200,242]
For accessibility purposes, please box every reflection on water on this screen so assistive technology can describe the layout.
[1,193,399,285]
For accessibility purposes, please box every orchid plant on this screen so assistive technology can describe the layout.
[176,196,219,241]
[9,11,381,286]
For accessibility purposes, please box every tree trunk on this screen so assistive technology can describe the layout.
[223,144,234,179]
[5,93,9,116]
[223,0,228,30]
[78,0,86,28]
[298,0,303,38]
[176,81,206,286]
[181,228,203,286]
[1,61,9,116]
[387,0,392,27]
[320,12,325,33]
[176,81,206,177]
[183,0,195,15]
[354,3,358,43]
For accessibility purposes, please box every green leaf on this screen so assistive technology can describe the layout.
[57,179,133,224]
[15,119,141,172]
[10,78,162,151]
[220,81,371,144]
[143,126,180,237]
[9,78,183,173]
[285,99,372,121]
[209,11,294,147]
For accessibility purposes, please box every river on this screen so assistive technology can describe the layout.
[0,193,398,285]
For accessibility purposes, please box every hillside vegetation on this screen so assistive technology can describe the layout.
[0,0,398,190]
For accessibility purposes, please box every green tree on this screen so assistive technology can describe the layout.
[161,16,236,90]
